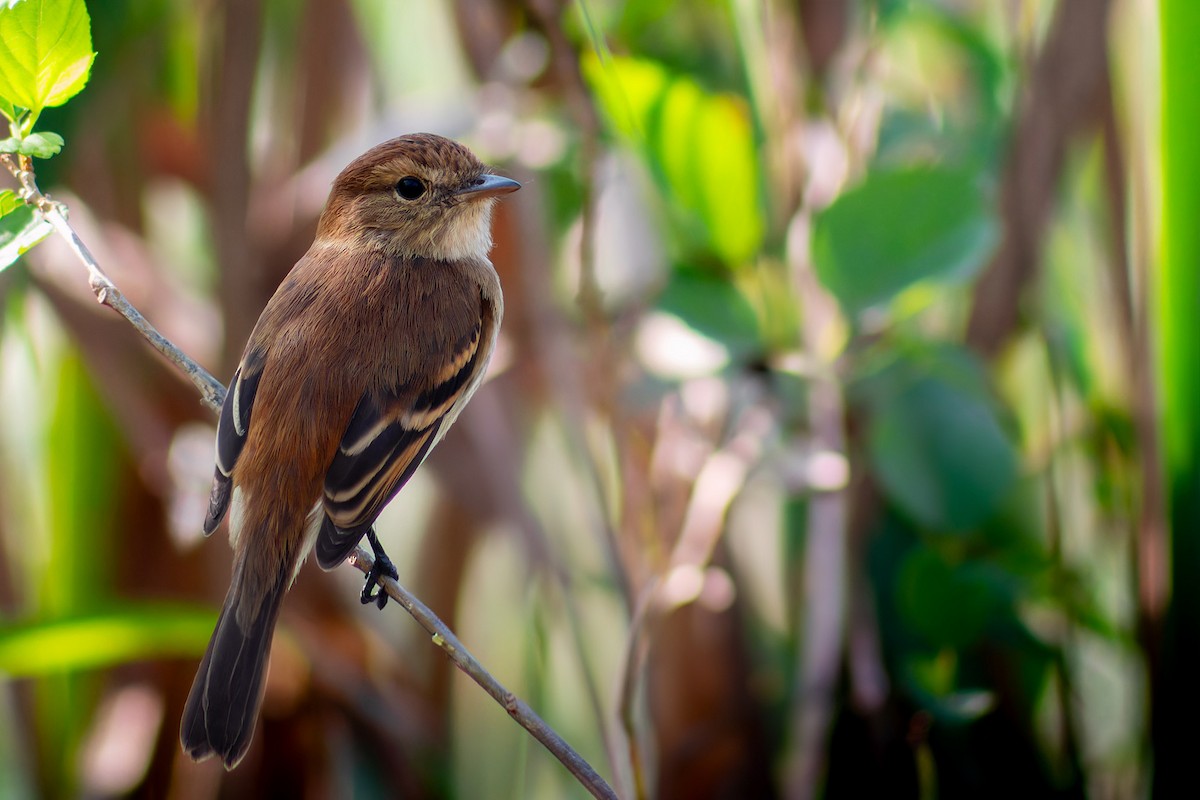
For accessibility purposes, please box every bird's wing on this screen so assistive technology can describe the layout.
[204,348,266,534]
[314,314,488,569]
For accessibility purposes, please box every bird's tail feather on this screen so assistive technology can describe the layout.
[180,569,287,770]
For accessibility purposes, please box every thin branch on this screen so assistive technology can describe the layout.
[3,154,226,414]
[4,154,618,800]
[964,0,1112,354]
[348,548,618,800]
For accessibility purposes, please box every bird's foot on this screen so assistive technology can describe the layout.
[361,528,398,610]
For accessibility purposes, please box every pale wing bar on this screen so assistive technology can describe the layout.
[315,319,485,570]
[204,350,265,534]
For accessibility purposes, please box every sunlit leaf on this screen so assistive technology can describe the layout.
[1159,0,1200,496]
[0,606,217,676]
[0,188,20,215]
[0,204,51,269]
[42,353,126,616]
[1155,2,1200,767]
[812,165,998,314]
[0,0,95,120]
[584,54,764,267]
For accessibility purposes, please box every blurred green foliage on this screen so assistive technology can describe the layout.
[585,53,764,267]
[1153,0,1200,794]
[813,166,997,314]
[0,0,1180,797]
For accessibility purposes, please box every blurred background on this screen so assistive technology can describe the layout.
[0,0,1193,797]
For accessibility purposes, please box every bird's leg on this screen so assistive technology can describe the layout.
[361,528,398,610]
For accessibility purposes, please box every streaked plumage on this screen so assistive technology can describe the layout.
[181,133,519,769]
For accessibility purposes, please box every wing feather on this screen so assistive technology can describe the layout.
[205,351,265,534]
[314,313,488,569]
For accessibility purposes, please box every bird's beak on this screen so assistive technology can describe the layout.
[457,174,521,199]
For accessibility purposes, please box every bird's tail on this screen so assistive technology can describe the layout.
[180,568,287,770]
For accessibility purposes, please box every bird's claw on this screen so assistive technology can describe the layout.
[361,528,398,609]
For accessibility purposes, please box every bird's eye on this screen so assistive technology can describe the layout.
[395,177,426,200]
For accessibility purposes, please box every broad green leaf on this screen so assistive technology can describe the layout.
[0,204,51,268]
[868,373,1018,532]
[0,0,95,119]
[584,54,764,267]
[0,188,19,215]
[16,129,62,157]
[812,165,998,314]
[656,270,761,360]
[0,94,14,121]
[0,135,17,152]
[0,606,217,676]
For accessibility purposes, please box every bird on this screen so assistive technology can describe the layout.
[180,133,520,770]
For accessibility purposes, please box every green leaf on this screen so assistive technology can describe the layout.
[0,0,95,120]
[0,188,20,215]
[812,165,998,314]
[584,54,764,267]
[896,547,1004,647]
[0,94,14,121]
[0,128,66,158]
[656,270,762,360]
[868,373,1018,531]
[0,203,52,269]
[15,129,62,157]
[0,606,217,676]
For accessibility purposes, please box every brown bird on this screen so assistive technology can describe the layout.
[180,133,519,769]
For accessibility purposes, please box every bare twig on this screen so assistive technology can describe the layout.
[3,154,618,800]
[2,154,226,414]
[348,548,618,800]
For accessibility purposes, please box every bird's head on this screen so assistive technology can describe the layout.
[317,133,520,261]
